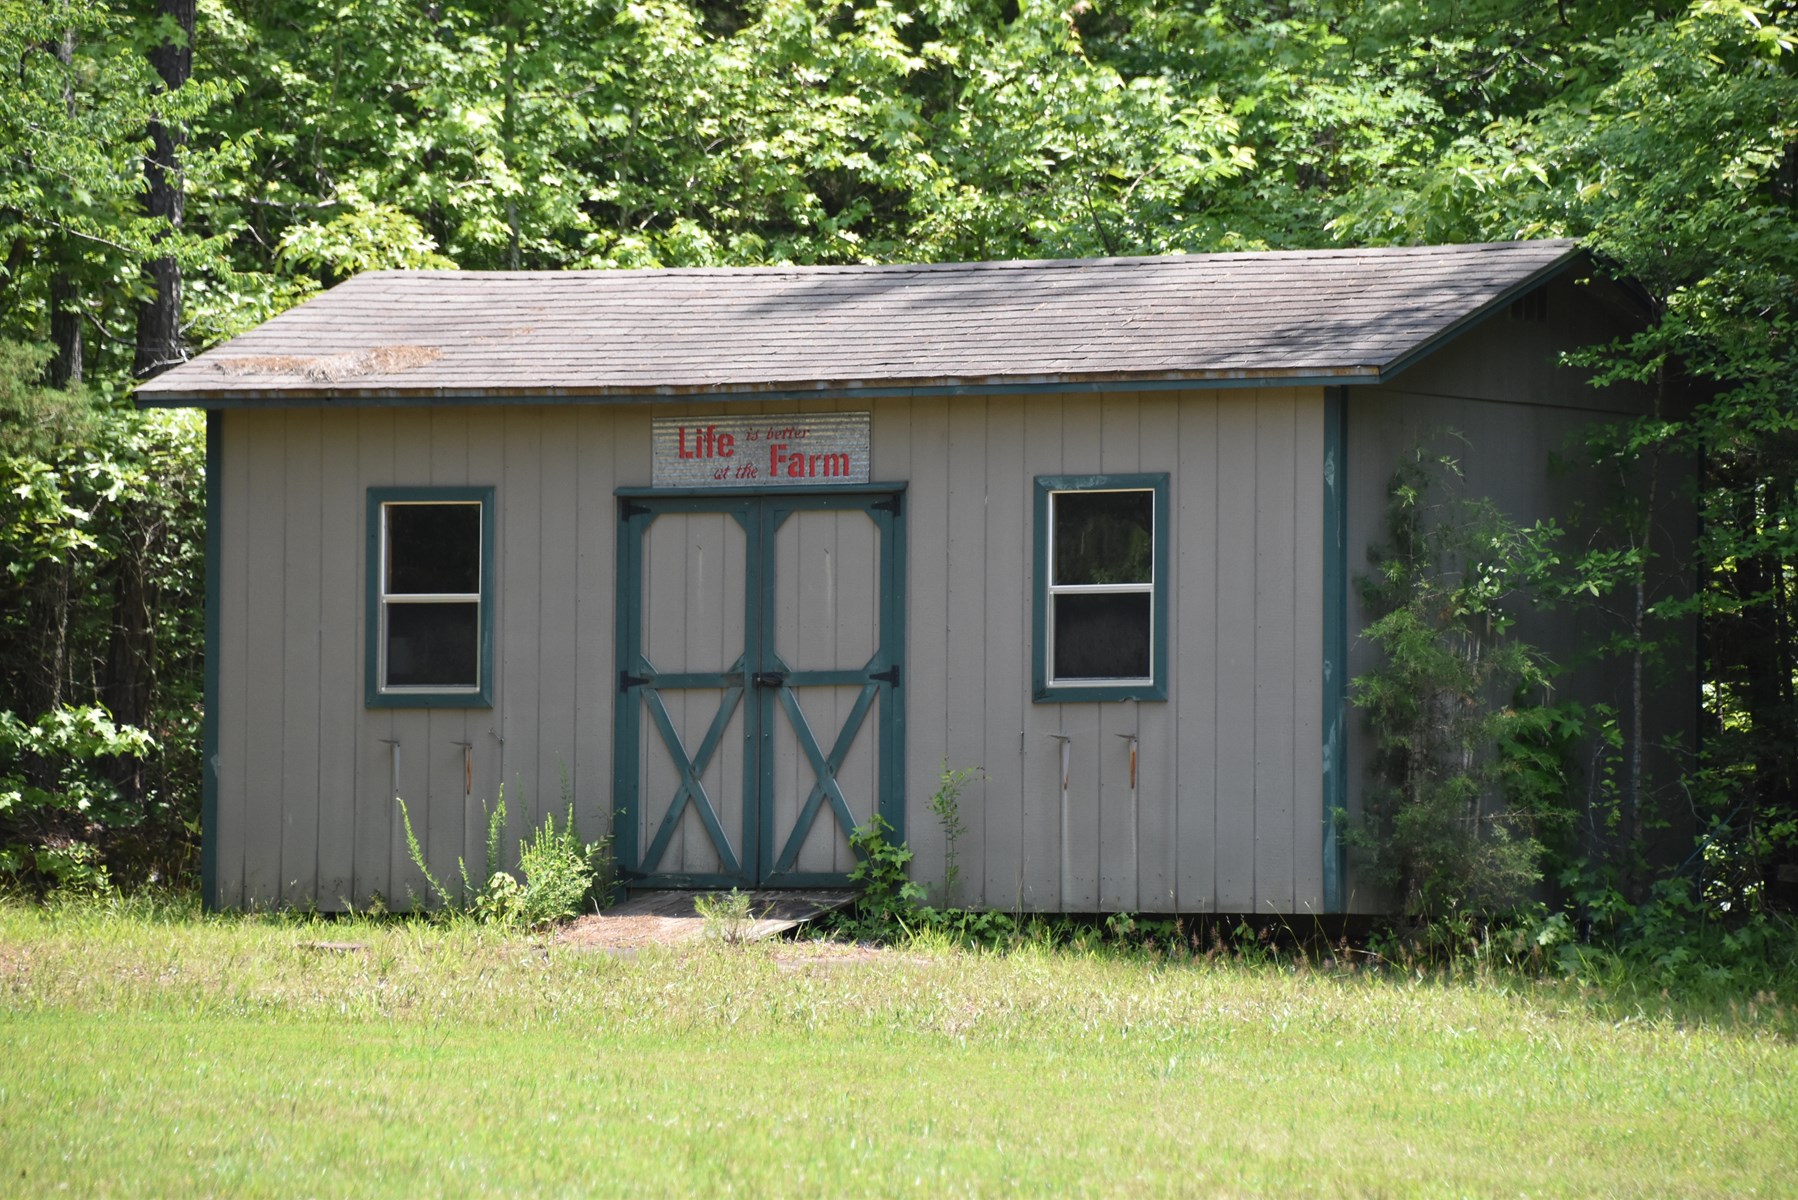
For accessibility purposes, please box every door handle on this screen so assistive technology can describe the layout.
[752,671,787,689]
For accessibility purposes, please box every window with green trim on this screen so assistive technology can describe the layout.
[366,487,494,708]
[1033,474,1168,703]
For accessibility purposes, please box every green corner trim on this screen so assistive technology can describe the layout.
[1031,473,1170,704]
[363,486,495,708]
[1322,389,1349,912]
[611,495,649,880]
[880,486,908,842]
[201,411,222,910]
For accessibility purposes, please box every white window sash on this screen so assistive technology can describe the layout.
[1045,489,1156,687]
[379,502,484,693]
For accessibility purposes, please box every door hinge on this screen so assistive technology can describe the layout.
[621,499,652,519]
[619,670,654,692]
[870,664,901,688]
[872,493,902,517]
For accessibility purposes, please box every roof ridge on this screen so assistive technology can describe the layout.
[350,239,1579,283]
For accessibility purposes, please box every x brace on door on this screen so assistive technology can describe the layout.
[637,660,745,877]
[630,654,888,878]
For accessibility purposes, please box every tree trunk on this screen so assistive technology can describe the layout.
[48,265,82,388]
[106,0,194,814]
[1619,366,1664,903]
[101,534,157,810]
[132,0,194,381]
[503,23,521,270]
[47,27,81,388]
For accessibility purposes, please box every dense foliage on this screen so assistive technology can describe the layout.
[1350,444,1574,922]
[1,0,1795,968]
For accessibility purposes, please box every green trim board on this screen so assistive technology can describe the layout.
[616,482,910,500]
[613,487,907,889]
[363,486,496,708]
[137,374,1387,410]
[1031,473,1170,704]
[1321,389,1349,912]
[201,410,222,910]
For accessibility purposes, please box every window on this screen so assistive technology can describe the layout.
[1033,474,1168,702]
[365,487,494,707]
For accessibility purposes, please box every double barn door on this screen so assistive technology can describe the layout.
[613,488,906,888]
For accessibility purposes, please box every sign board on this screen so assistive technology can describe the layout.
[651,412,871,488]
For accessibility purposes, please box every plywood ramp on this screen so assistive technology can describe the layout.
[559,889,856,950]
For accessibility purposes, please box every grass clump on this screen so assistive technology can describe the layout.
[398,783,607,927]
[693,887,759,944]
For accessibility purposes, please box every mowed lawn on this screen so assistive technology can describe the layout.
[1,903,1793,1198]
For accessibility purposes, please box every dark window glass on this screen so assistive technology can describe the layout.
[387,504,481,595]
[1053,491,1152,585]
[387,602,479,687]
[1053,592,1151,680]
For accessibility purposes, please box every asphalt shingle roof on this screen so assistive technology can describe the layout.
[135,240,1581,405]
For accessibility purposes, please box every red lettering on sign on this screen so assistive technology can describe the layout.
[768,443,852,479]
[677,425,735,460]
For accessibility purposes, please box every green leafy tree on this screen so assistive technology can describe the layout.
[1516,2,1798,907]
[0,341,204,891]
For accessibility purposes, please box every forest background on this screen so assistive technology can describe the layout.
[1,0,1794,968]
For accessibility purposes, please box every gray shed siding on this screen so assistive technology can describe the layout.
[1341,275,1690,912]
[213,386,1327,913]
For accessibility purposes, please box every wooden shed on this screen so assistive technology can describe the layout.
[136,239,1675,914]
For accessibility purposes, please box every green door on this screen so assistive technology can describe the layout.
[613,488,906,888]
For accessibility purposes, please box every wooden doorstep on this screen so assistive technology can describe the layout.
[570,888,857,948]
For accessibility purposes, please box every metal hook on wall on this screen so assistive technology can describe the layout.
[379,738,400,803]
[1115,733,1138,791]
[451,740,473,799]
[1047,734,1072,905]
[1117,733,1140,885]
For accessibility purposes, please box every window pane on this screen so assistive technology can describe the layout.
[387,602,478,687]
[1053,491,1152,585]
[387,504,481,595]
[1053,592,1151,680]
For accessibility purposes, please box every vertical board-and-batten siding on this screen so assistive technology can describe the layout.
[1340,276,1674,913]
[214,388,1326,913]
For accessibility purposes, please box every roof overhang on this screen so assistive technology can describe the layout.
[134,241,1591,410]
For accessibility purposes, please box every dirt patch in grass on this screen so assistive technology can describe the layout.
[768,941,937,970]
[556,911,704,951]
[554,913,911,966]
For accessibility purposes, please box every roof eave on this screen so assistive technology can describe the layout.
[133,364,1389,409]
[1364,245,1589,387]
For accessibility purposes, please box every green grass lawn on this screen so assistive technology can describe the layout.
[1,901,1793,1197]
